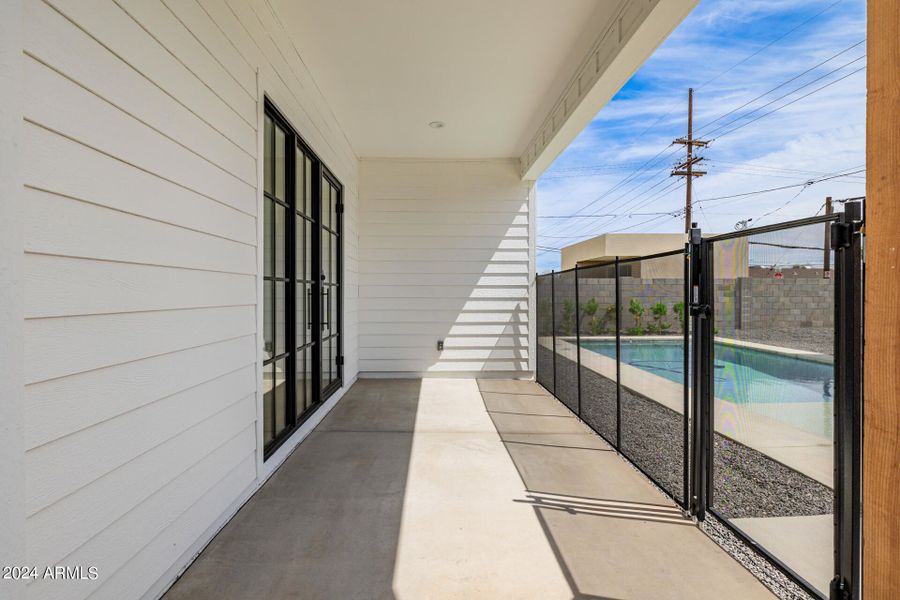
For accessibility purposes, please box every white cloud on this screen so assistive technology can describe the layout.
[536,0,866,273]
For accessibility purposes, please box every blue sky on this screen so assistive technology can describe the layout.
[536,0,867,272]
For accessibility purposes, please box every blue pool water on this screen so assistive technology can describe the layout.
[580,339,833,407]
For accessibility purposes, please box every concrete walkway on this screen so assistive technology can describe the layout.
[164,379,775,600]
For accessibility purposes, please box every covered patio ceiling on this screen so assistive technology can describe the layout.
[270,0,697,176]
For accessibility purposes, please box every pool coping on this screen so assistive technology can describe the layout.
[573,334,833,365]
[538,336,833,488]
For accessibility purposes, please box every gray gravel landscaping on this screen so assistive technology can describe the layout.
[539,347,833,518]
[730,327,834,355]
[701,514,818,600]
[554,351,579,415]
[538,345,831,600]
[536,343,554,392]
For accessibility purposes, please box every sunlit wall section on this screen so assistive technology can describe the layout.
[358,159,532,377]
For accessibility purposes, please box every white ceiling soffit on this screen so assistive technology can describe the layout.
[521,0,699,180]
[270,1,695,174]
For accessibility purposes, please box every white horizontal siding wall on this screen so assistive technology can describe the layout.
[18,1,359,599]
[359,159,534,377]
[1,3,25,597]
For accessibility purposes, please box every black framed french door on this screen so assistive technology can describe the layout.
[263,98,342,459]
[320,171,342,396]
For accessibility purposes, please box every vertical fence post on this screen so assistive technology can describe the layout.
[682,244,691,510]
[535,274,539,385]
[688,225,711,520]
[615,257,621,449]
[830,201,863,600]
[575,265,582,418]
[551,271,556,398]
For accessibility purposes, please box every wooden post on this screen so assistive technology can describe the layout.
[864,1,900,598]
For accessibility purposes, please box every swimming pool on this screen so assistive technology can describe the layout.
[580,339,833,436]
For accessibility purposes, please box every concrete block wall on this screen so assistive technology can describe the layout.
[542,275,834,337]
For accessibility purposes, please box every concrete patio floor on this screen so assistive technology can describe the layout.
[163,378,775,600]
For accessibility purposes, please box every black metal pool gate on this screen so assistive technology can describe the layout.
[535,203,863,600]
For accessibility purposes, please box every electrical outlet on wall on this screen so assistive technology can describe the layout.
[437,339,444,351]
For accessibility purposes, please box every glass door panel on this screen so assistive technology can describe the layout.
[263,99,342,458]
[263,114,293,448]
[321,174,341,392]
[296,143,316,421]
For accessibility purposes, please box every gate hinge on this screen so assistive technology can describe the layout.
[830,221,861,250]
[336,355,344,366]
[829,576,851,600]
[336,203,344,214]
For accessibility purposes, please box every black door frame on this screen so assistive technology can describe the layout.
[263,97,343,460]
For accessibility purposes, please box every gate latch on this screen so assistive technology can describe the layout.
[689,303,710,318]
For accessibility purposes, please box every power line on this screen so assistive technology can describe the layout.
[694,39,865,137]
[548,165,686,236]
[604,213,675,234]
[536,1,853,252]
[709,66,866,142]
[751,185,810,226]
[750,241,825,251]
[608,0,848,160]
[539,232,607,240]
[542,166,862,249]
[540,179,680,242]
[537,145,679,237]
[692,167,865,208]
[540,51,864,238]
[550,180,685,240]
[711,159,865,177]
[542,162,651,177]
[538,211,674,219]
[702,54,865,139]
[710,165,865,183]
[693,0,847,91]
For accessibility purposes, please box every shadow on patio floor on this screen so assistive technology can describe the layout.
[477,378,775,600]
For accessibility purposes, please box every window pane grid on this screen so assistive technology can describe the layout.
[264,101,342,458]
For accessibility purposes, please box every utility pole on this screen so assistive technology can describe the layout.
[672,88,709,233]
[823,196,833,277]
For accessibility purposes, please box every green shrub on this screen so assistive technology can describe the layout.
[673,301,686,332]
[601,304,616,334]
[560,298,575,335]
[650,301,671,335]
[582,298,598,334]
[628,299,645,334]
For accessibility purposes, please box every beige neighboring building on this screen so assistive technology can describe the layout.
[561,232,748,278]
